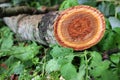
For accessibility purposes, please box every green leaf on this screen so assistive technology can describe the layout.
[98,31,116,51]
[90,51,102,64]
[110,54,119,64]
[59,0,79,10]
[46,59,60,73]
[9,61,24,75]
[101,70,119,80]
[60,63,77,80]
[77,64,86,80]
[90,60,110,77]
[0,56,24,76]
[4,56,18,68]
[10,42,41,61]
[89,52,111,77]
[113,27,120,35]
[57,54,75,66]
[32,75,41,80]
[50,45,73,58]
[109,17,120,28]
[0,27,13,50]
[1,34,13,50]
[0,56,26,78]
[18,70,32,80]
[113,27,120,48]
[105,18,112,29]
[98,2,115,17]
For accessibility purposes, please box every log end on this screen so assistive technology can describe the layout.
[54,5,105,50]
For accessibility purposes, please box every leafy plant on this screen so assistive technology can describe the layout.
[45,45,120,80]
[59,0,79,10]
[1,0,120,80]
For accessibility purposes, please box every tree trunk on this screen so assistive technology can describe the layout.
[3,11,59,45]
[3,5,106,50]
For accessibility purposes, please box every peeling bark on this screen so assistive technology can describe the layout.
[3,12,60,46]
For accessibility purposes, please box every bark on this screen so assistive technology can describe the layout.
[3,11,60,46]
[0,6,44,18]
[0,5,59,18]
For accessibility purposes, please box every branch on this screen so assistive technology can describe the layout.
[0,0,10,3]
[0,6,43,18]
[0,5,59,18]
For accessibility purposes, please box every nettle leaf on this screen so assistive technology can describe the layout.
[110,54,119,64]
[0,27,13,50]
[0,56,24,76]
[11,42,40,61]
[9,61,24,75]
[57,54,75,66]
[90,60,110,77]
[0,27,12,37]
[18,70,32,80]
[60,63,77,80]
[90,52,111,77]
[0,56,17,74]
[98,31,116,51]
[77,64,86,80]
[1,33,13,50]
[98,2,115,17]
[46,59,60,73]
[4,56,18,68]
[50,45,73,58]
[100,70,119,80]
[90,51,102,64]
[109,17,120,28]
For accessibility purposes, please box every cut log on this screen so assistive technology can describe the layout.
[3,5,105,50]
